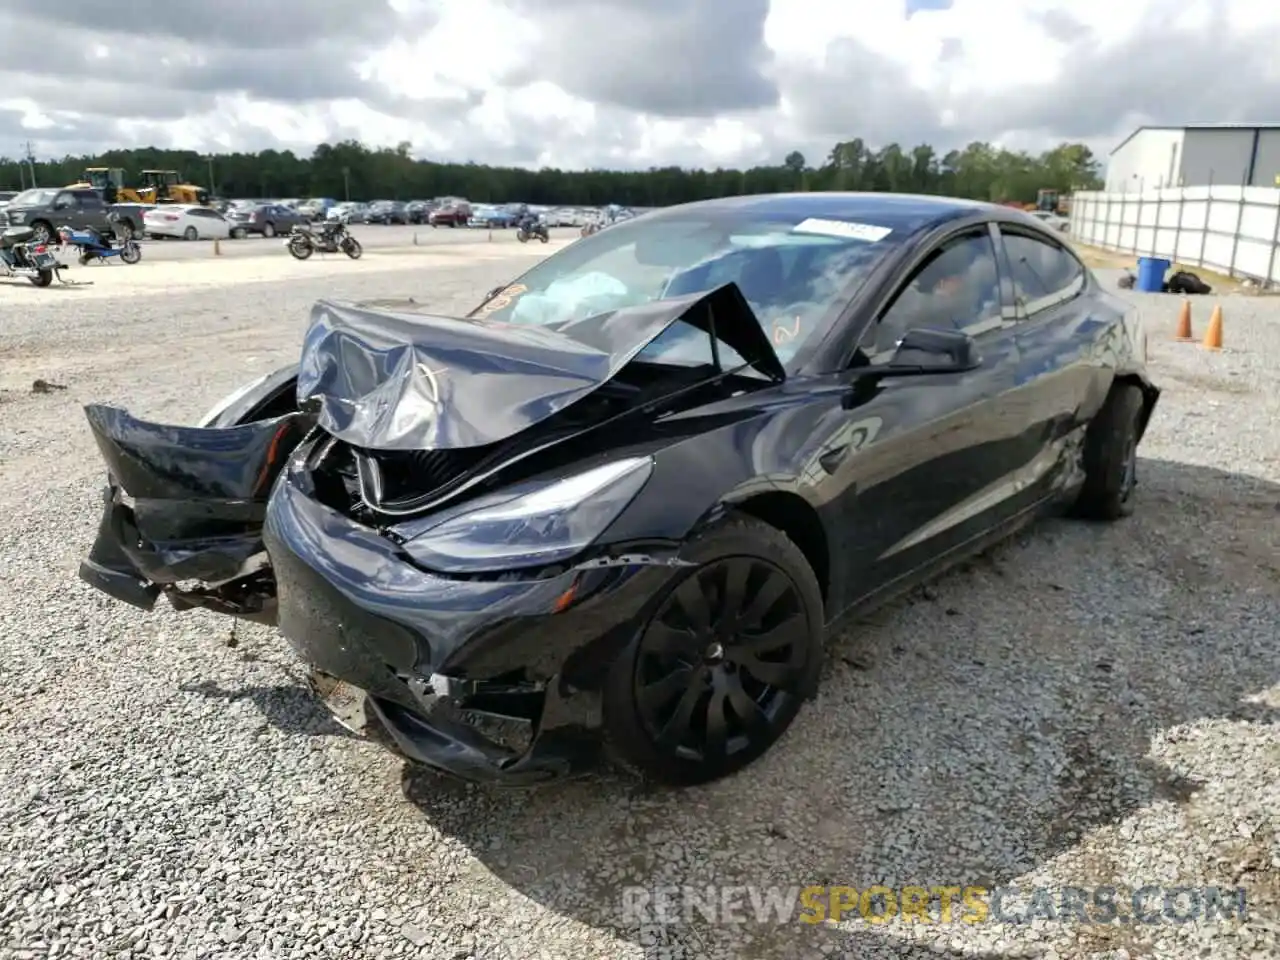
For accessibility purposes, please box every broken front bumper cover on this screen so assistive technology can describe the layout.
[306,667,601,785]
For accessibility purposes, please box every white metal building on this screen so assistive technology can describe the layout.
[1104,123,1280,192]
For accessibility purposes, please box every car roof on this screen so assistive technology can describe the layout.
[648,192,993,233]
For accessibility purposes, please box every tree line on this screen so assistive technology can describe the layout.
[1,138,1102,207]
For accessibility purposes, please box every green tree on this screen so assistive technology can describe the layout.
[1,136,1102,206]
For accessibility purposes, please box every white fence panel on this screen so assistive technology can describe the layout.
[1071,186,1280,284]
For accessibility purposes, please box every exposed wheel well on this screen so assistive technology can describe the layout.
[731,492,829,605]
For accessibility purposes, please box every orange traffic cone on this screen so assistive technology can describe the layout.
[1202,304,1223,350]
[1174,299,1193,340]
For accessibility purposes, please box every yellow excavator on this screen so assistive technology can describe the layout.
[138,170,210,205]
[66,167,211,205]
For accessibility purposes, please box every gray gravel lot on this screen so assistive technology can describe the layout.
[1,261,1278,960]
[113,224,576,263]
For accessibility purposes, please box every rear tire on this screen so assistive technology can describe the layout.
[29,268,53,287]
[120,241,141,264]
[263,223,276,238]
[1070,382,1145,521]
[30,221,53,244]
[602,513,824,786]
[287,237,313,260]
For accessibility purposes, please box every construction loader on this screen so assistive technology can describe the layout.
[138,170,210,205]
[66,168,145,204]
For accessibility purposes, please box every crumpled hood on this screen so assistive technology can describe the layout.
[295,283,786,451]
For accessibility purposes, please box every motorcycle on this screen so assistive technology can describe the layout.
[0,226,63,287]
[516,219,549,243]
[286,222,362,260]
[57,220,141,266]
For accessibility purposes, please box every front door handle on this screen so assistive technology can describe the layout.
[819,445,849,474]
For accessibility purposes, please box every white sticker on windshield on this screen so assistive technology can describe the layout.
[793,218,892,242]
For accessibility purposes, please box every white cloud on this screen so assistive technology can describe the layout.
[3,0,1280,168]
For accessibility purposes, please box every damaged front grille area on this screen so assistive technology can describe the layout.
[307,435,500,518]
[360,445,496,506]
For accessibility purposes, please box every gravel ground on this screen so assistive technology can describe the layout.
[62,224,579,263]
[1,261,1278,960]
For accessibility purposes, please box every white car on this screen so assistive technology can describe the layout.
[143,205,236,240]
[1028,210,1070,232]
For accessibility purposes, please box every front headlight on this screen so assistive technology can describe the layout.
[401,457,654,574]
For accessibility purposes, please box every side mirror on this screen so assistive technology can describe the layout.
[884,327,981,375]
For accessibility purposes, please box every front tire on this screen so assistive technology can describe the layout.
[30,221,53,244]
[29,268,54,287]
[342,237,362,259]
[183,226,198,241]
[602,514,824,786]
[120,241,141,264]
[230,227,247,239]
[1071,382,1145,521]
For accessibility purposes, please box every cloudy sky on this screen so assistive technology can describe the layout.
[1,0,1276,169]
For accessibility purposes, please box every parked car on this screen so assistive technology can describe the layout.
[1029,210,1071,232]
[225,203,308,237]
[297,198,336,222]
[327,202,370,224]
[143,205,235,240]
[75,192,1159,789]
[0,190,17,213]
[405,200,434,224]
[428,199,471,227]
[468,204,517,228]
[543,208,579,227]
[367,200,409,225]
[1,187,113,243]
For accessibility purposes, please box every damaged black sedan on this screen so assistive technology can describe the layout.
[78,193,1159,787]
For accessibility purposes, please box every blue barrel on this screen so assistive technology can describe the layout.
[1135,256,1171,292]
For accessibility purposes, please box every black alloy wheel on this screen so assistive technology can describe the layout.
[604,515,823,785]
[1071,382,1145,521]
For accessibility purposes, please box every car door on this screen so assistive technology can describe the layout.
[49,191,78,229]
[820,224,1028,603]
[205,209,232,238]
[997,224,1115,513]
[75,191,111,232]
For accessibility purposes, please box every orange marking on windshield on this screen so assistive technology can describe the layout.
[476,283,528,317]
[772,317,801,344]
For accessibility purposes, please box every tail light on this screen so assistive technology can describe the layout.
[34,244,47,254]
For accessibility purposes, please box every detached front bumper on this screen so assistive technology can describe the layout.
[263,472,684,785]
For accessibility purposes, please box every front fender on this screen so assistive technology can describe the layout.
[199,364,299,427]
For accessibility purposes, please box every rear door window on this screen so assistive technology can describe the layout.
[999,229,1085,316]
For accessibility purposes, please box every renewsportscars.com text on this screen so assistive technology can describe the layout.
[621,884,1248,926]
